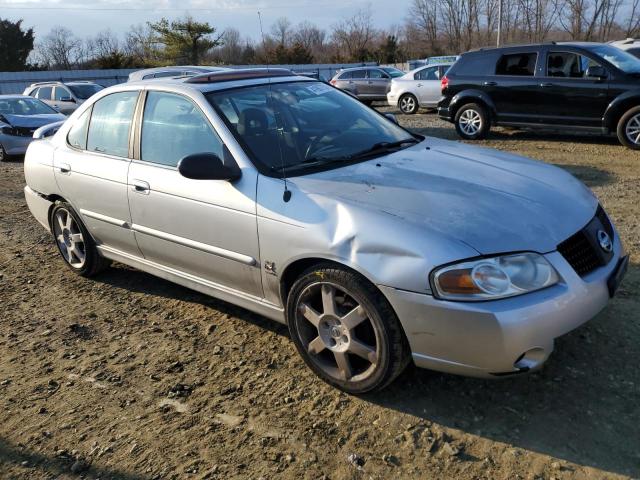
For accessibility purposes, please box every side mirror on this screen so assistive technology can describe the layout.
[384,113,399,124]
[60,96,75,103]
[177,152,241,181]
[586,65,607,80]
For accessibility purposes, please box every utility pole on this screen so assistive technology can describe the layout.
[497,0,503,46]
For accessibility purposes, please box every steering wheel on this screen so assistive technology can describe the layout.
[304,128,343,160]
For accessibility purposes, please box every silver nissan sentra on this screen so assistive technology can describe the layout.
[23,68,628,393]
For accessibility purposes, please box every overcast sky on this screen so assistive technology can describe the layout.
[1,0,412,41]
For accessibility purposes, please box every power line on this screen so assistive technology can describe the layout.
[0,3,321,11]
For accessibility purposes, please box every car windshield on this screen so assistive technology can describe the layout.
[68,84,104,99]
[0,97,57,115]
[588,44,640,74]
[383,67,405,78]
[207,81,418,175]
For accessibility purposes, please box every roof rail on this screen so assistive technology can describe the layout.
[185,68,296,84]
[29,81,64,87]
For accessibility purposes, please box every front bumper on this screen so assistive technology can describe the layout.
[0,133,35,155]
[380,234,625,378]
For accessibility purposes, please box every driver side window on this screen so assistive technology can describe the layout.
[140,91,224,167]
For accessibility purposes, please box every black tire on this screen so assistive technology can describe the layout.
[0,143,7,162]
[616,106,640,150]
[50,201,110,277]
[286,263,410,394]
[398,93,419,114]
[454,102,490,140]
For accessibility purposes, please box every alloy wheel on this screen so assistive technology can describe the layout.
[625,113,640,146]
[459,108,482,136]
[294,282,380,382]
[52,208,86,268]
[400,96,416,113]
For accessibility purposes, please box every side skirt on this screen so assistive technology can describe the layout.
[97,245,286,324]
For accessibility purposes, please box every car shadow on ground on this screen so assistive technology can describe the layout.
[94,259,639,478]
[0,437,148,479]
[553,164,616,188]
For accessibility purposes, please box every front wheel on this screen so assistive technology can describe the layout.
[399,94,419,114]
[50,201,110,277]
[617,106,640,150]
[0,144,7,162]
[287,264,410,394]
[454,103,490,140]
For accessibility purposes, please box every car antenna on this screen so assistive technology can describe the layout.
[258,11,291,202]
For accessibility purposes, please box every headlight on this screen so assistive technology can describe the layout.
[431,252,559,301]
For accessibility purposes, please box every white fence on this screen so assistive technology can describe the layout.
[0,63,378,94]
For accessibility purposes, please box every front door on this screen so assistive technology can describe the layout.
[537,49,610,127]
[366,69,391,99]
[127,91,262,297]
[53,90,141,256]
[53,86,77,115]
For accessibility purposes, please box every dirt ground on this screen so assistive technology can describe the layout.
[0,110,639,480]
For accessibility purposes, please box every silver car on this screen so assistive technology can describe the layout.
[387,63,453,114]
[23,81,104,115]
[330,66,405,104]
[0,95,66,161]
[127,66,230,82]
[23,68,628,393]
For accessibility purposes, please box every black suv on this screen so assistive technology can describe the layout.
[438,42,640,149]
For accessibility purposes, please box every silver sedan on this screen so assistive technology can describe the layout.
[23,69,627,393]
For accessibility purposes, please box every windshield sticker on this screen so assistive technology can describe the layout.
[306,83,333,95]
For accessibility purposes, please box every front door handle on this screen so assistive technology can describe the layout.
[483,81,497,86]
[416,83,423,87]
[131,179,150,194]
[368,81,374,84]
[539,82,553,87]
[57,162,71,174]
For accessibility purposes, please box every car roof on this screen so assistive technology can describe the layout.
[119,68,316,95]
[0,94,33,99]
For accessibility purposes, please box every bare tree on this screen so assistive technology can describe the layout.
[123,23,162,66]
[407,0,440,54]
[518,0,562,42]
[271,17,292,46]
[35,26,84,69]
[331,5,376,61]
[626,0,640,37]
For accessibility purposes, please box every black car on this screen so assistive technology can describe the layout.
[438,42,640,149]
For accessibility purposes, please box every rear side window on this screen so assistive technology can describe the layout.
[415,66,440,80]
[351,70,367,79]
[87,91,138,157]
[338,71,352,80]
[36,86,52,100]
[496,53,538,76]
[141,91,224,167]
[450,53,498,76]
[67,108,91,149]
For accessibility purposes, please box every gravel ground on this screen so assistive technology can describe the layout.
[0,111,638,480]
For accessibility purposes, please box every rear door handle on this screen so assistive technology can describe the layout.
[483,81,497,86]
[57,162,71,174]
[416,83,423,87]
[131,179,150,194]
[539,83,553,87]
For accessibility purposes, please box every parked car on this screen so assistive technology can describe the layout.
[24,68,627,393]
[439,42,640,149]
[128,66,230,82]
[23,81,104,115]
[0,95,65,161]
[387,63,453,114]
[609,38,640,58]
[330,66,405,104]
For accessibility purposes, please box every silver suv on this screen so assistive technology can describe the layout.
[330,66,404,103]
[23,68,627,393]
[23,81,104,115]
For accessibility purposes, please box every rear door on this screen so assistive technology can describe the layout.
[414,66,442,106]
[35,86,55,110]
[536,47,610,127]
[491,49,541,123]
[127,90,262,297]
[53,90,141,256]
[53,86,76,115]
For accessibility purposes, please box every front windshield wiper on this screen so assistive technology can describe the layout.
[278,137,420,174]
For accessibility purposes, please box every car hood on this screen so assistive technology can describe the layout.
[0,113,66,128]
[290,138,598,255]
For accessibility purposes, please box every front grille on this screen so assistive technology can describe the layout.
[557,230,602,276]
[557,205,614,277]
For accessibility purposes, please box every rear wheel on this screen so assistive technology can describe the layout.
[617,106,640,150]
[50,201,110,277]
[454,103,490,140]
[287,264,410,394]
[0,144,6,162]
[399,94,419,114]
